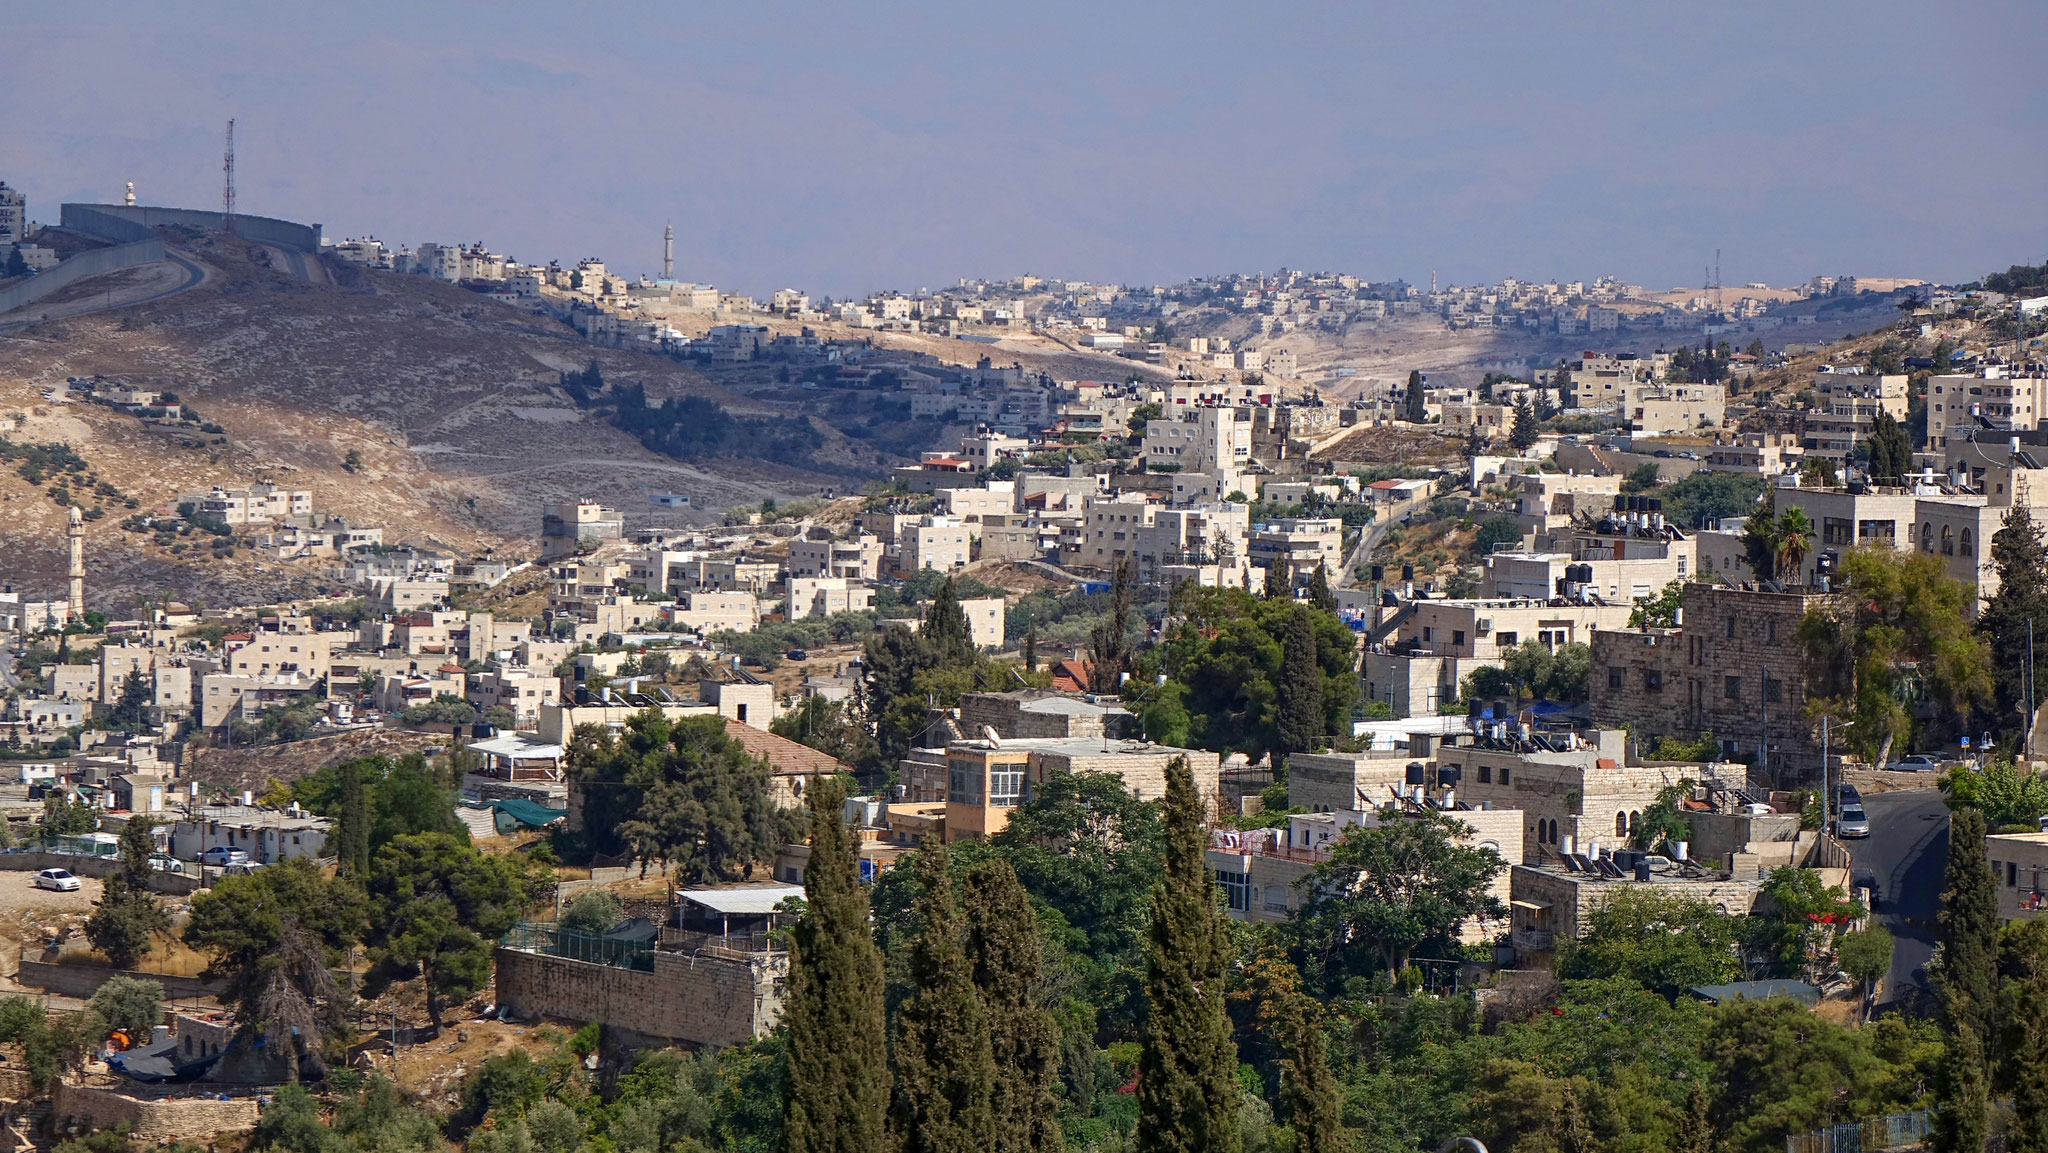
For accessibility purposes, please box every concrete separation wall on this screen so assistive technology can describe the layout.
[53,1080,258,1144]
[0,237,168,316]
[16,956,227,1001]
[62,203,321,253]
[494,944,786,1048]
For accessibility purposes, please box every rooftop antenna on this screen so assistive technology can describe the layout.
[222,119,236,235]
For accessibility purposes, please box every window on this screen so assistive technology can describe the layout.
[1478,765,1492,784]
[947,765,983,806]
[990,769,1025,809]
[2011,861,2020,888]
[1767,620,1778,643]
[1725,615,1737,638]
[1216,869,1250,912]
[1499,767,1512,785]
[1764,677,1783,703]
[1608,667,1624,690]
[1643,670,1664,693]
[1962,528,1974,557]
[1922,523,1933,552]
[1725,676,1742,700]
[1453,630,1466,646]
[1497,632,1518,647]
[1616,812,1628,837]
[1941,525,1955,556]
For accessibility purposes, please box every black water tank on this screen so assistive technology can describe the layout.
[1437,764,1461,787]
[1405,762,1427,785]
[1402,563,1415,581]
[1634,859,1652,882]
[1371,564,1385,582]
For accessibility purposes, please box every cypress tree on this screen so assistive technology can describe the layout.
[961,858,1063,1153]
[1137,757,1241,1153]
[335,760,371,880]
[1978,504,2048,744]
[1934,806,1998,1153]
[1275,606,1326,756]
[785,778,889,1153]
[1308,564,1336,615]
[1023,628,1039,673]
[891,838,995,1153]
[1404,369,1427,424]
[1264,559,1289,599]
[2002,918,2048,1153]
[1249,947,1341,1153]
[925,577,976,664]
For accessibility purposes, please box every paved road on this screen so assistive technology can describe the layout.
[1848,787,1949,1011]
[1336,495,1422,588]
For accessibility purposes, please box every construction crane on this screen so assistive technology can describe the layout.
[222,119,235,235]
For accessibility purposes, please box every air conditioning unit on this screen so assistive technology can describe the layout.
[1475,618,1493,633]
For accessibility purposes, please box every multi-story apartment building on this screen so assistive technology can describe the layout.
[899,516,973,573]
[541,502,625,560]
[1142,406,1251,474]
[1247,517,1343,578]
[1927,369,2048,451]
[1701,434,1801,477]
[192,484,314,526]
[1624,381,1725,435]
[1072,498,1249,579]
[1362,598,1636,717]
[1804,372,1909,462]
[787,535,882,581]
[785,577,875,621]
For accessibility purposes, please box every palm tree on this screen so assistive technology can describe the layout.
[1777,508,1815,582]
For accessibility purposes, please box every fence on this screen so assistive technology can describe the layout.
[1786,1109,1930,1153]
[503,922,653,972]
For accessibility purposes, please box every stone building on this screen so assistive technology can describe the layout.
[1590,582,1828,780]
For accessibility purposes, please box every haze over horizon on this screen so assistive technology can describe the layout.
[7,1,2045,299]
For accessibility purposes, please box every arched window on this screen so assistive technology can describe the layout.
[1615,812,1628,837]
[1921,522,1933,552]
[1961,527,1974,557]
[1547,819,1558,844]
[1629,811,1641,835]
[1942,525,1955,556]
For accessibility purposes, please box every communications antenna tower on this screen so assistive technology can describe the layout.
[222,119,236,235]
[1714,248,1723,316]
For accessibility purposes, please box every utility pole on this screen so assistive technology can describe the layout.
[222,120,236,235]
[2029,617,2037,761]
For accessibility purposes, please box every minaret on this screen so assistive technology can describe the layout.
[124,182,136,207]
[662,224,674,281]
[66,505,84,621]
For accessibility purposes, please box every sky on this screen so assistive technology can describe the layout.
[5,1,2045,299]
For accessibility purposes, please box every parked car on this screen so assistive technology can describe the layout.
[222,862,265,877]
[1888,754,1944,772]
[787,649,809,662]
[1838,783,1863,806]
[198,847,249,868]
[148,855,187,874]
[1838,805,1871,838]
[33,868,81,892]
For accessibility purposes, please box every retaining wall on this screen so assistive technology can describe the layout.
[14,956,226,1001]
[52,1080,258,1144]
[0,851,202,894]
[494,944,785,1048]
[61,203,320,253]
[0,238,169,316]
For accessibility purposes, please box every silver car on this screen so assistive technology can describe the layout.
[1838,805,1871,838]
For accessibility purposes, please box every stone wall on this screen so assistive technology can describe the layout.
[494,945,786,1049]
[15,957,226,1001]
[0,852,201,894]
[0,237,169,316]
[52,1081,259,1144]
[1286,751,1413,813]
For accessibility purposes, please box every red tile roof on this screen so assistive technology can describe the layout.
[722,718,849,778]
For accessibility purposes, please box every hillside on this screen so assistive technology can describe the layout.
[0,234,909,611]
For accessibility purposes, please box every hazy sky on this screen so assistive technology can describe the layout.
[7,2,2044,298]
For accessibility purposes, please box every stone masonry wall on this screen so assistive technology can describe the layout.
[494,946,786,1048]
[53,1081,258,1144]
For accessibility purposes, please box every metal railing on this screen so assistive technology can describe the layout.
[502,922,654,972]
[1785,1109,1930,1153]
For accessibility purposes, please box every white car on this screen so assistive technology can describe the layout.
[33,869,81,892]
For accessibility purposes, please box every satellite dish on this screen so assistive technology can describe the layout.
[982,725,1002,748]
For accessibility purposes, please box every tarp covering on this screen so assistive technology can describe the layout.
[489,798,567,832]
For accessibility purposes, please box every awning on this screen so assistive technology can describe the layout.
[677,884,805,915]
[1510,899,1551,911]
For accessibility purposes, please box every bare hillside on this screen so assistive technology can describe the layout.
[0,234,898,609]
